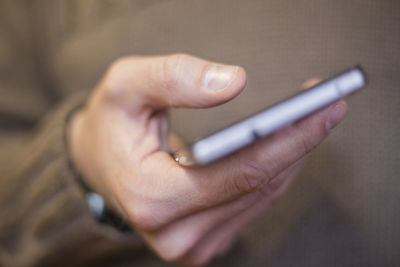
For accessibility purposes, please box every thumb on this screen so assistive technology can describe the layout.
[101,54,247,113]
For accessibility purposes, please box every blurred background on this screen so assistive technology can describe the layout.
[1,0,399,266]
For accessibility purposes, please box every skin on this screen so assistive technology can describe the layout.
[68,54,347,265]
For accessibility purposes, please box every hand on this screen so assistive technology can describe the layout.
[68,54,347,265]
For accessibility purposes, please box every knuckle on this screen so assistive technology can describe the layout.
[125,200,165,231]
[235,158,270,194]
[299,130,320,155]
[123,164,184,232]
[102,57,132,98]
[156,247,186,263]
[159,53,188,91]
[155,233,197,263]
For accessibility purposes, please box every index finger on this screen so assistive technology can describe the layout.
[136,100,347,230]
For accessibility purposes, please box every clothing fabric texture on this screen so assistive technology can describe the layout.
[0,0,399,266]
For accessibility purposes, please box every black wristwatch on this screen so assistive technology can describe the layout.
[74,171,131,232]
[85,190,132,232]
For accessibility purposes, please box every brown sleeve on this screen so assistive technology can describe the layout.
[0,2,158,266]
[0,93,150,267]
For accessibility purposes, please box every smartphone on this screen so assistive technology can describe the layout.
[173,66,366,166]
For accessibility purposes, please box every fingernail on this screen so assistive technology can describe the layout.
[325,101,347,131]
[202,65,238,91]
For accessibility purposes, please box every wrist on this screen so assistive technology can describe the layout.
[67,108,131,231]
[67,108,104,196]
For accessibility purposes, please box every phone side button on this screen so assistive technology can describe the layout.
[251,129,262,141]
